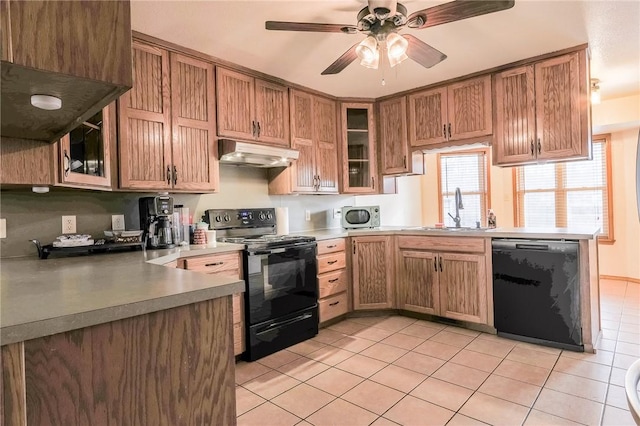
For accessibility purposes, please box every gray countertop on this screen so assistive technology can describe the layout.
[295,226,599,241]
[0,243,244,345]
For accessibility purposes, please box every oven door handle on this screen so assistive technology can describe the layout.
[256,312,313,335]
[249,248,287,256]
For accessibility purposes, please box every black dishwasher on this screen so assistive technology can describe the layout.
[492,239,583,351]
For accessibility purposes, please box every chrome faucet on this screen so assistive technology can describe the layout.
[447,187,464,228]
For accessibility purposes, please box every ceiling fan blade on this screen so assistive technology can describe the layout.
[404,35,447,69]
[266,21,358,34]
[407,0,515,30]
[321,43,360,75]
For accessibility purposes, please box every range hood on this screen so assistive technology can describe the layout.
[218,139,299,168]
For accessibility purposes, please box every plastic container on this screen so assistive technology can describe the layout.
[192,222,208,245]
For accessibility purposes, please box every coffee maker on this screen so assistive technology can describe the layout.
[139,196,175,249]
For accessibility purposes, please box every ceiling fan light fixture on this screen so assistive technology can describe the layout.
[356,36,380,69]
[386,32,409,67]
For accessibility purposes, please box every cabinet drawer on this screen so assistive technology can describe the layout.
[232,293,244,324]
[318,270,348,298]
[319,292,348,323]
[317,238,346,255]
[317,252,346,274]
[183,252,240,274]
[233,322,245,356]
[397,236,486,253]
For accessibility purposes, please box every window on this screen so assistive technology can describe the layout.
[438,150,490,227]
[514,135,613,241]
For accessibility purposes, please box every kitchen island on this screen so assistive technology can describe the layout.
[0,243,244,425]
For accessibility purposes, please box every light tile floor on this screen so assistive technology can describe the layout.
[236,279,640,425]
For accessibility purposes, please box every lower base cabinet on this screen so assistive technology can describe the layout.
[352,236,394,310]
[397,236,489,325]
[180,251,245,355]
[317,238,350,323]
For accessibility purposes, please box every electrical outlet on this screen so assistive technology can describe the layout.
[305,210,311,221]
[62,215,76,234]
[112,214,125,231]
[333,208,342,219]
[0,218,6,239]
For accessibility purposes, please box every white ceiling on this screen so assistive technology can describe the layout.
[131,0,640,100]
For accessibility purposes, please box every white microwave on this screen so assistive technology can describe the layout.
[341,206,380,229]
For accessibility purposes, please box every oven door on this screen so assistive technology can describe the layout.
[245,242,318,326]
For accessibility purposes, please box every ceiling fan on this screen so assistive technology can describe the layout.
[265,0,515,75]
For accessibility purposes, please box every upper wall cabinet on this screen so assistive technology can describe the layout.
[118,41,218,192]
[493,50,590,166]
[408,75,492,148]
[340,103,378,194]
[269,90,338,194]
[378,96,425,176]
[216,68,289,146]
[0,0,132,142]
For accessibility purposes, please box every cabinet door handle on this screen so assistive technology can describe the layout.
[328,278,339,283]
[173,166,178,185]
[252,121,257,137]
[434,258,438,272]
[403,155,407,169]
[257,121,261,138]
[371,176,375,189]
[329,301,340,306]
[353,242,356,254]
[530,140,534,156]
[166,166,171,184]
[205,261,224,267]
[63,150,70,177]
[443,124,447,138]
[326,245,337,249]
[448,123,452,139]
[327,260,338,265]
[439,256,443,272]
[537,139,542,154]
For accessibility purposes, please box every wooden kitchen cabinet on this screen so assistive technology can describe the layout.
[397,250,440,315]
[180,251,245,356]
[397,236,490,325]
[408,75,492,148]
[269,90,339,194]
[317,238,350,324]
[341,103,378,193]
[379,96,425,176]
[0,0,132,142]
[493,50,590,166]
[352,236,394,310]
[216,67,289,146]
[118,41,218,192]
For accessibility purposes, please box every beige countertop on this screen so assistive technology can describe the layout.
[0,243,244,345]
[295,226,599,241]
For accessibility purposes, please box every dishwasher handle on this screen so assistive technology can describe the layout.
[515,243,549,251]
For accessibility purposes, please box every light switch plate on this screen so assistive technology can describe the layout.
[332,208,342,219]
[62,215,76,234]
[0,218,6,239]
[112,214,125,231]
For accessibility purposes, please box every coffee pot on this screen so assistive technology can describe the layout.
[139,196,175,249]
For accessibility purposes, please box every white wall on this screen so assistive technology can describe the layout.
[355,175,424,227]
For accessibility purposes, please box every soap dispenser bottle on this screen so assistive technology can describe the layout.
[488,209,497,228]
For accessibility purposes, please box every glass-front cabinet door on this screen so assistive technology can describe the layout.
[59,104,113,188]
[341,103,377,193]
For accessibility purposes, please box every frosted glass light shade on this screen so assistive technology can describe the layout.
[356,36,379,69]
[30,94,62,110]
[386,33,409,67]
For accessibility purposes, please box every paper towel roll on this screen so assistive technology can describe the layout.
[275,207,289,235]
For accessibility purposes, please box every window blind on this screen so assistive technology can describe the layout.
[514,136,612,240]
[439,150,489,227]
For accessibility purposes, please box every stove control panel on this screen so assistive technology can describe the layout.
[204,208,277,229]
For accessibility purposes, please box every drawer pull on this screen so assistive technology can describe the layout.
[327,260,338,265]
[329,301,340,306]
[328,278,339,283]
[326,244,337,249]
[205,261,224,267]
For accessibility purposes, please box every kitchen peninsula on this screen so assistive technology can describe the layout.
[0,243,244,425]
